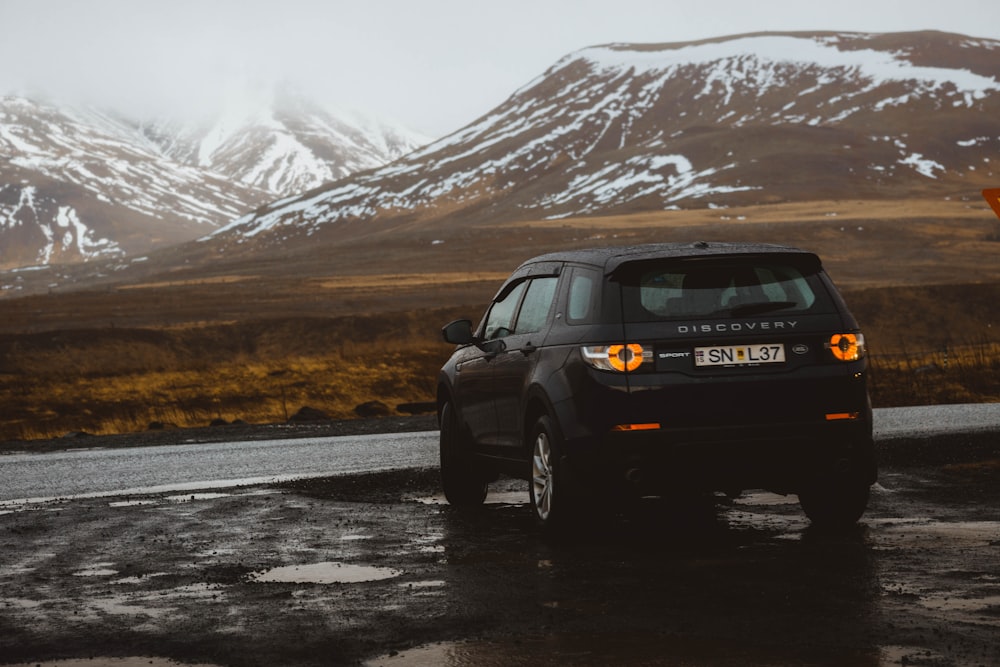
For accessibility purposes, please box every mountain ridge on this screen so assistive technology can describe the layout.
[204,30,999,257]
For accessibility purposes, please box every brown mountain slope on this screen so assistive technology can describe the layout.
[192,30,999,262]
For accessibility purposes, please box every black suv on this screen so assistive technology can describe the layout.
[437,242,876,528]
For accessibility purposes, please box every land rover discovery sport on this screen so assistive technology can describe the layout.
[437,242,876,528]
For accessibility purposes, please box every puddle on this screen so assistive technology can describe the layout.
[1,598,43,609]
[164,492,232,503]
[872,519,1000,548]
[0,502,59,515]
[880,645,949,666]
[418,544,445,554]
[72,562,118,577]
[364,633,888,666]
[414,491,527,505]
[249,561,403,584]
[732,490,798,506]
[108,499,160,508]
[483,491,528,505]
[400,579,445,590]
[726,508,806,535]
[90,597,169,620]
[918,594,1000,617]
[195,547,234,558]
[113,572,168,585]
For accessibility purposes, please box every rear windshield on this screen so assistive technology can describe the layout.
[612,259,834,322]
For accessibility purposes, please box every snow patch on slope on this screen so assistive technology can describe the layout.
[0,185,124,264]
[578,36,1000,103]
[899,153,946,178]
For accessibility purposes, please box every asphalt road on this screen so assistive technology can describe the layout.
[0,431,438,505]
[2,403,999,506]
[873,403,1000,438]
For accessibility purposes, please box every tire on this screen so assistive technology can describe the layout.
[439,402,488,506]
[798,480,870,529]
[529,415,579,529]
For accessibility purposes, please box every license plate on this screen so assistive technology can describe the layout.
[694,343,785,367]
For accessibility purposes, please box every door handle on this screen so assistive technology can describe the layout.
[521,342,538,356]
[481,338,507,359]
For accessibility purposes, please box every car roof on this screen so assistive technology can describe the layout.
[519,242,821,274]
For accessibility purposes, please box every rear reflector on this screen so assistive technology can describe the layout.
[825,412,860,421]
[611,423,661,431]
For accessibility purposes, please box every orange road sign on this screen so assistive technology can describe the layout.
[984,188,1000,220]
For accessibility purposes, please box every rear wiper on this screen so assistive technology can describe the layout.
[728,301,798,317]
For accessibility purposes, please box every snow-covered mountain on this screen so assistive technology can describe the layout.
[142,92,428,199]
[209,31,1000,254]
[0,94,429,269]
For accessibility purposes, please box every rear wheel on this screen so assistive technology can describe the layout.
[529,415,578,529]
[798,480,870,529]
[439,402,487,506]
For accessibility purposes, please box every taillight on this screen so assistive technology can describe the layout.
[581,344,650,372]
[827,333,865,361]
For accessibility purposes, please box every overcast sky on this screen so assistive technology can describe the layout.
[1,0,998,138]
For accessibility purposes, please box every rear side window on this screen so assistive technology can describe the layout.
[615,260,833,322]
[567,268,598,323]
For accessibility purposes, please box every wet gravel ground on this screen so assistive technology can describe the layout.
[1,432,999,667]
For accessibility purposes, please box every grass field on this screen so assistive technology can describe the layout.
[0,309,466,441]
[2,283,998,443]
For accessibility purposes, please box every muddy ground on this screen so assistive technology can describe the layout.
[1,428,999,667]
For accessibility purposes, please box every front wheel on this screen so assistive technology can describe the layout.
[439,402,487,506]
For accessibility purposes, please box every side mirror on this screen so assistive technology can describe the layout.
[442,319,475,345]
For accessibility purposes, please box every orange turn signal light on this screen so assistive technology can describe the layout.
[827,333,865,361]
[582,344,649,372]
[607,343,645,372]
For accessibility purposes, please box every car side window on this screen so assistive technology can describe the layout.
[514,277,558,334]
[483,280,527,340]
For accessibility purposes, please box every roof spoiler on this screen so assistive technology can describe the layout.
[608,249,822,280]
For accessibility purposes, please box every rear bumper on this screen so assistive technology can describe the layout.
[549,359,875,495]
[593,419,875,495]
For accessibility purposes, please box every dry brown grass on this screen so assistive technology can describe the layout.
[0,310,465,441]
[845,282,1000,406]
[1,347,447,441]
[866,341,1000,407]
[2,283,999,442]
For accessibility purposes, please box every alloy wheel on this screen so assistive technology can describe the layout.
[531,430,553,521]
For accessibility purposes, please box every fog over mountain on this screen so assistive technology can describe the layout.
[0,92,429,269]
